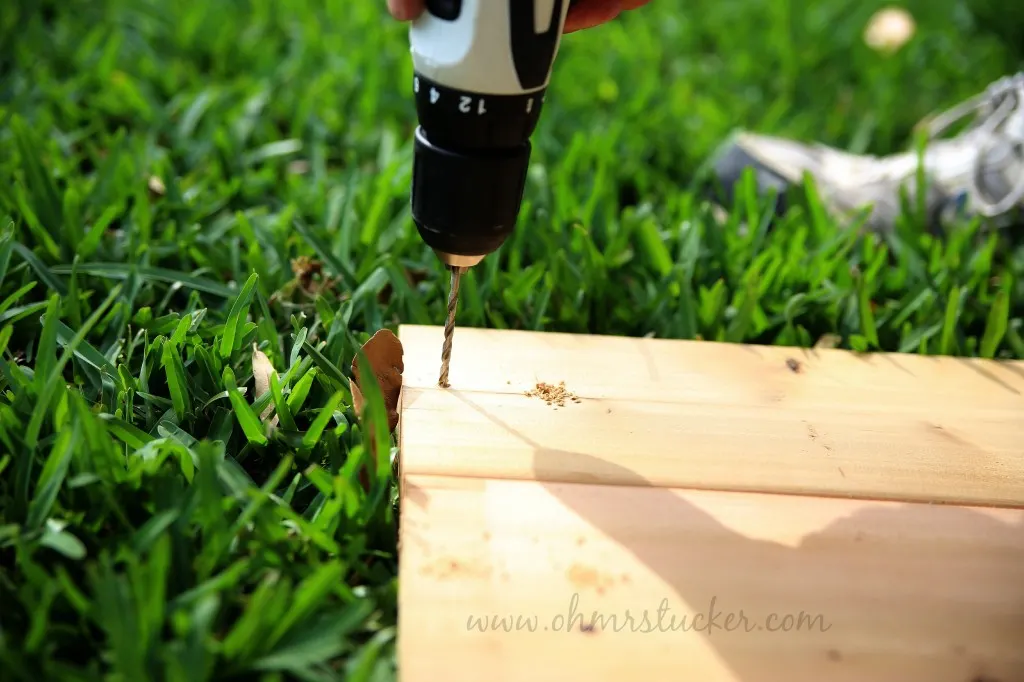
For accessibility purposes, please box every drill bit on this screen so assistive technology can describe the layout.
[438,266,465,388]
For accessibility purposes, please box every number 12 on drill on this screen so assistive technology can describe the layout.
[414,76,537,116]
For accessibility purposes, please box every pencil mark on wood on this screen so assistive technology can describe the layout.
[926,421,976,450]
[805,422,833,453]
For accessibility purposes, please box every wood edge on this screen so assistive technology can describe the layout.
[397,465,1024,511]
[397,323,1024,371]
[398,384,1024,508]
[400,472,1024,514]
[395,324,1024,509]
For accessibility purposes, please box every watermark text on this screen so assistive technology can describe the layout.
[466,594,831,635]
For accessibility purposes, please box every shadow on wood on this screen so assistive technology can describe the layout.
[395,325,1024,682]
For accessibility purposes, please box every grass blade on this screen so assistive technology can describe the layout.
[50,263,232,297]
[938,285,964,356]
[161,340,191,421]
[222,366,268,445]
[979,284,1010,359]
[269,372,297,431]
[26,422,78,530]
[300,340,347,389]
[220,272,259,357]
[301,391,344,451]
[25,285,122,450]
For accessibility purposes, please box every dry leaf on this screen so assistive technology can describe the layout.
[147,175,166,196]
[252,343,279,425]
[814,333,842,350]
[349,329,404,490]
[350,380,365,418]
[350,329,404,432]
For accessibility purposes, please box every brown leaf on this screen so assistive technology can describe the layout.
[349,329,404,432]
[350,380,365,417]
[350,329,404,491]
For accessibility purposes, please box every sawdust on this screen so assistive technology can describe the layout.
[566,563,616,594]
[524,381,581,408]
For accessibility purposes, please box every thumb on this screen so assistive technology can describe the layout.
[387,0,425,21]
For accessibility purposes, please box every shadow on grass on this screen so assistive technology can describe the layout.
[448,390,1024,681]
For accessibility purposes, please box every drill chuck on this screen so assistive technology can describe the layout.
[408,0,573,266]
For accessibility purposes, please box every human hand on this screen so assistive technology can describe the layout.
[386,0,651,33]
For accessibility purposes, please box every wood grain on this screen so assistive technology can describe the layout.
[397,474,1024,682]
[399,325,1024,408]
[395,325,1024,681]
[398,325,1024,507]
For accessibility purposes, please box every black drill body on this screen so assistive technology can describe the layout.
[409,0,576,266]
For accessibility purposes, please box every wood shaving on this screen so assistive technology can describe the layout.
[524,381,581,407]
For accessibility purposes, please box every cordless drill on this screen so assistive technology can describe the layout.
[407,0,575,386]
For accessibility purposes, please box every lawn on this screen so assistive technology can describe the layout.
[1,0,1022,679]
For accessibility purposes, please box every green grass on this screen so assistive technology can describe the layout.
[1,0,1023,678]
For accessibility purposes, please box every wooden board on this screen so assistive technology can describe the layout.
[398,325,1024,507]
[395,324,1024,681]
[398,475,1024,682]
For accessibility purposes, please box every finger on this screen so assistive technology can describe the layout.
[387,0,425,21]
[563,0,622,33]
